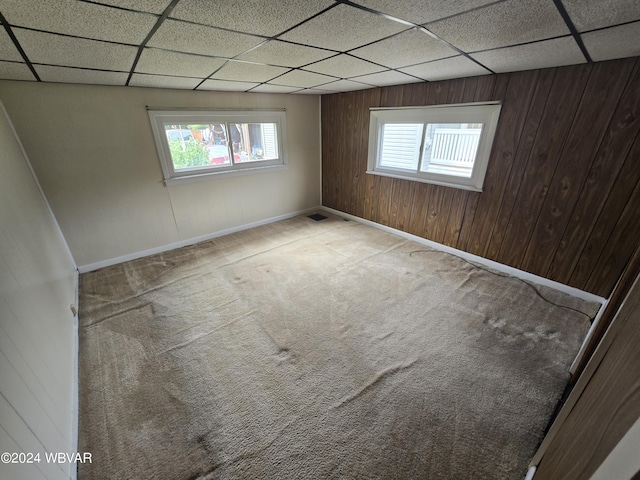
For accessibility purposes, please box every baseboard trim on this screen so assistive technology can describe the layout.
[321,206,605,305]
[77,207,321,273]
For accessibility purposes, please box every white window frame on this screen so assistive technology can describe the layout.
[367,102,502,191]
[148,109,288,186]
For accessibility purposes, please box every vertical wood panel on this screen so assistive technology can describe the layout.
[395,180,415,232]
[441,189,469,247]
[485,68,556,261]
[582,134,640,294]
[521,59,635,275]
[321,57,640,296]
[497,64,592,268]
[466,71,538,258]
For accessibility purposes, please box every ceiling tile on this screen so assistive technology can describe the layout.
[268,69,335,88]
[136,48,227,77]
[303,54,384,77]
[147,19,264,58]
[13,29,138,70]
[350,28,459,69]
[562,0,640,32]
[399,55,488,81]
[250,84,301,93]
[317,79,376,91]
[471,37,586,73]
[0,60,35,81]
[0,28,23,62]
[279,3,408,51]
[170,0,334,37]
[294,87,333,94]
[94,0,172,14]
[235,40,334,67]
[349,69,418,86]
[35,65,129,85]
[0,0,157,44]
[129,73,201,89]
[352,0,497,25]
[211,61,289,83]
[582,22,640,62]
[197,79,260,91]
[428,0,570,52]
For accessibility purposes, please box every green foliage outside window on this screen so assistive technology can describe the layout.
[169,139,210,169]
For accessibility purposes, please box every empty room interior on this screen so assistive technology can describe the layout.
[1,0,640,479]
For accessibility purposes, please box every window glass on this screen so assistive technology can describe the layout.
[379,123,422,171]
[367,103,501,191]
[148,110,288,185]
[420,123,483,178]
[231,123,279,163]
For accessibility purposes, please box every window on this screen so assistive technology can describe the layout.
[367,102,502,191]
[148,109,288,185]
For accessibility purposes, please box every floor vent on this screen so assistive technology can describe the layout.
[308,213,328,221]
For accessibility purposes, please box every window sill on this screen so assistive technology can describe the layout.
[365,170,483,192]
[165,164,288,186]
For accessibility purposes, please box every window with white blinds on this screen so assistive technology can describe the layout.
[367,102,501,191]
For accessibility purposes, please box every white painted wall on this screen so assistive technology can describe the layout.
[0,101,77,479]
[0,81,321,269]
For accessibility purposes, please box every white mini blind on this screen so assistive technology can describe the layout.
[378,123,423,171]
[261,123,278,159]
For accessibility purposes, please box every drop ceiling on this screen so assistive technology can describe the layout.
[0,0,638,94]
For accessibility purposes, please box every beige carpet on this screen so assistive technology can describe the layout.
[77,213,599,480]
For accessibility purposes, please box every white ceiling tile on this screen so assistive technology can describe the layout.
[250,84,301,93]
[197,79,260,91]
[235,40,334,67]
[471,37,586,73]
[349,69,418,86]
[170,0,334,37]
[211,61,289,83]
[136,48,227,77]
[399,55,488,81]
[582,22,640,62]
[13,29,138,70]
[279,3,408,51]
[428,0,570,52]
[0,28,23,61]
[562,0,640,32]
[147,19,264,58]
[95,0,172,14]
[318,79,376,91]
[350,28,459,69]
[129,74,201,89]
[35,65,129,85]
[0,61,35,81]
[352,0,497,25]
[303,54,384,77]
[294,88,333,94]
[269,69,335,88]
[0,0,157,44]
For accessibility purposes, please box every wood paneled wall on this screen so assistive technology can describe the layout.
[321,57,640,298]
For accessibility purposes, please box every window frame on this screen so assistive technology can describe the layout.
[148,108,288,186]
[366,102,502,191]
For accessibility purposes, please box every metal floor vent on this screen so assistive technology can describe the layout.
[307,213,328,221]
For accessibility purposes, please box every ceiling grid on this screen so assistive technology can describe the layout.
[0,0,636,93]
